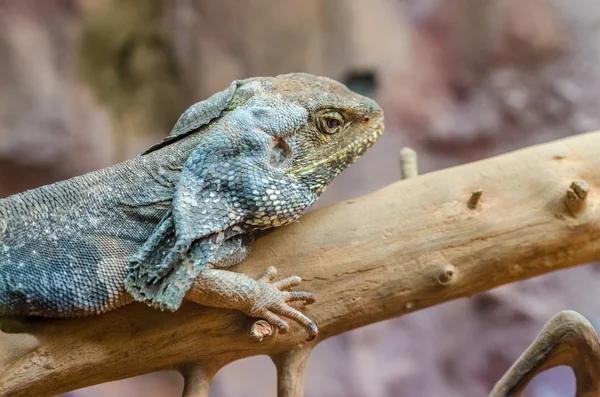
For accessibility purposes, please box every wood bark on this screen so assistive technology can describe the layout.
[1,131,599,396]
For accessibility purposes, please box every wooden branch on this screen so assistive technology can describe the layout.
[1,132,600,396]
[490,310,600,397]
[271,345,313,397]
[179,362,217,397]
[399,146,419,179]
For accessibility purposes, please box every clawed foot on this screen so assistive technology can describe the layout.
[245,266,318,341]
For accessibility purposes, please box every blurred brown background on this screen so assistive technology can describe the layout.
[1,0,598,396]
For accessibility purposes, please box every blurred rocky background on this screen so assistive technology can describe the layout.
[1,0,598,395]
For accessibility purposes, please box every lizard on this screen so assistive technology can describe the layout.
[0,73,384,340]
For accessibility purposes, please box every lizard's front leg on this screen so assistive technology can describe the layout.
[184,236,318,340]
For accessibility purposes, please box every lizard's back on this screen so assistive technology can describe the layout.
[0,142,194,317]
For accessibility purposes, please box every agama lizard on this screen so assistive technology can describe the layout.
[0,73,383,340]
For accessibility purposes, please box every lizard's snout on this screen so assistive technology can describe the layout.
[361,99,384,136]
[361,98,383,123]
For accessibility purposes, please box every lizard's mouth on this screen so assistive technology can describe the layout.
[291,121,384,176]
[346,121,384,157]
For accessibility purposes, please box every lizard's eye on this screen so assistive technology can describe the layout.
[317,111,345,134]
[326,117,341,129]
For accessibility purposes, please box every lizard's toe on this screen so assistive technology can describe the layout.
[272,275,302,290]
[270,302,318,341]
[257,266,278,282]
[250,308,289,334]
[282,291,316,305]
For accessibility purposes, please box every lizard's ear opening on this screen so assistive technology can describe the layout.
[270,138,292,168]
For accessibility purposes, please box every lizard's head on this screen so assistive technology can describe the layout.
[280,73,384,194]
[235,73,384,194]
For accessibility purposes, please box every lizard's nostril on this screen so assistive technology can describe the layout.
[363,116,370,123]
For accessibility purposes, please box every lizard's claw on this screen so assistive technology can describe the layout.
[246,266,318,341]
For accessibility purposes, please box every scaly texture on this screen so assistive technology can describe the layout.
[0,73,384,339]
